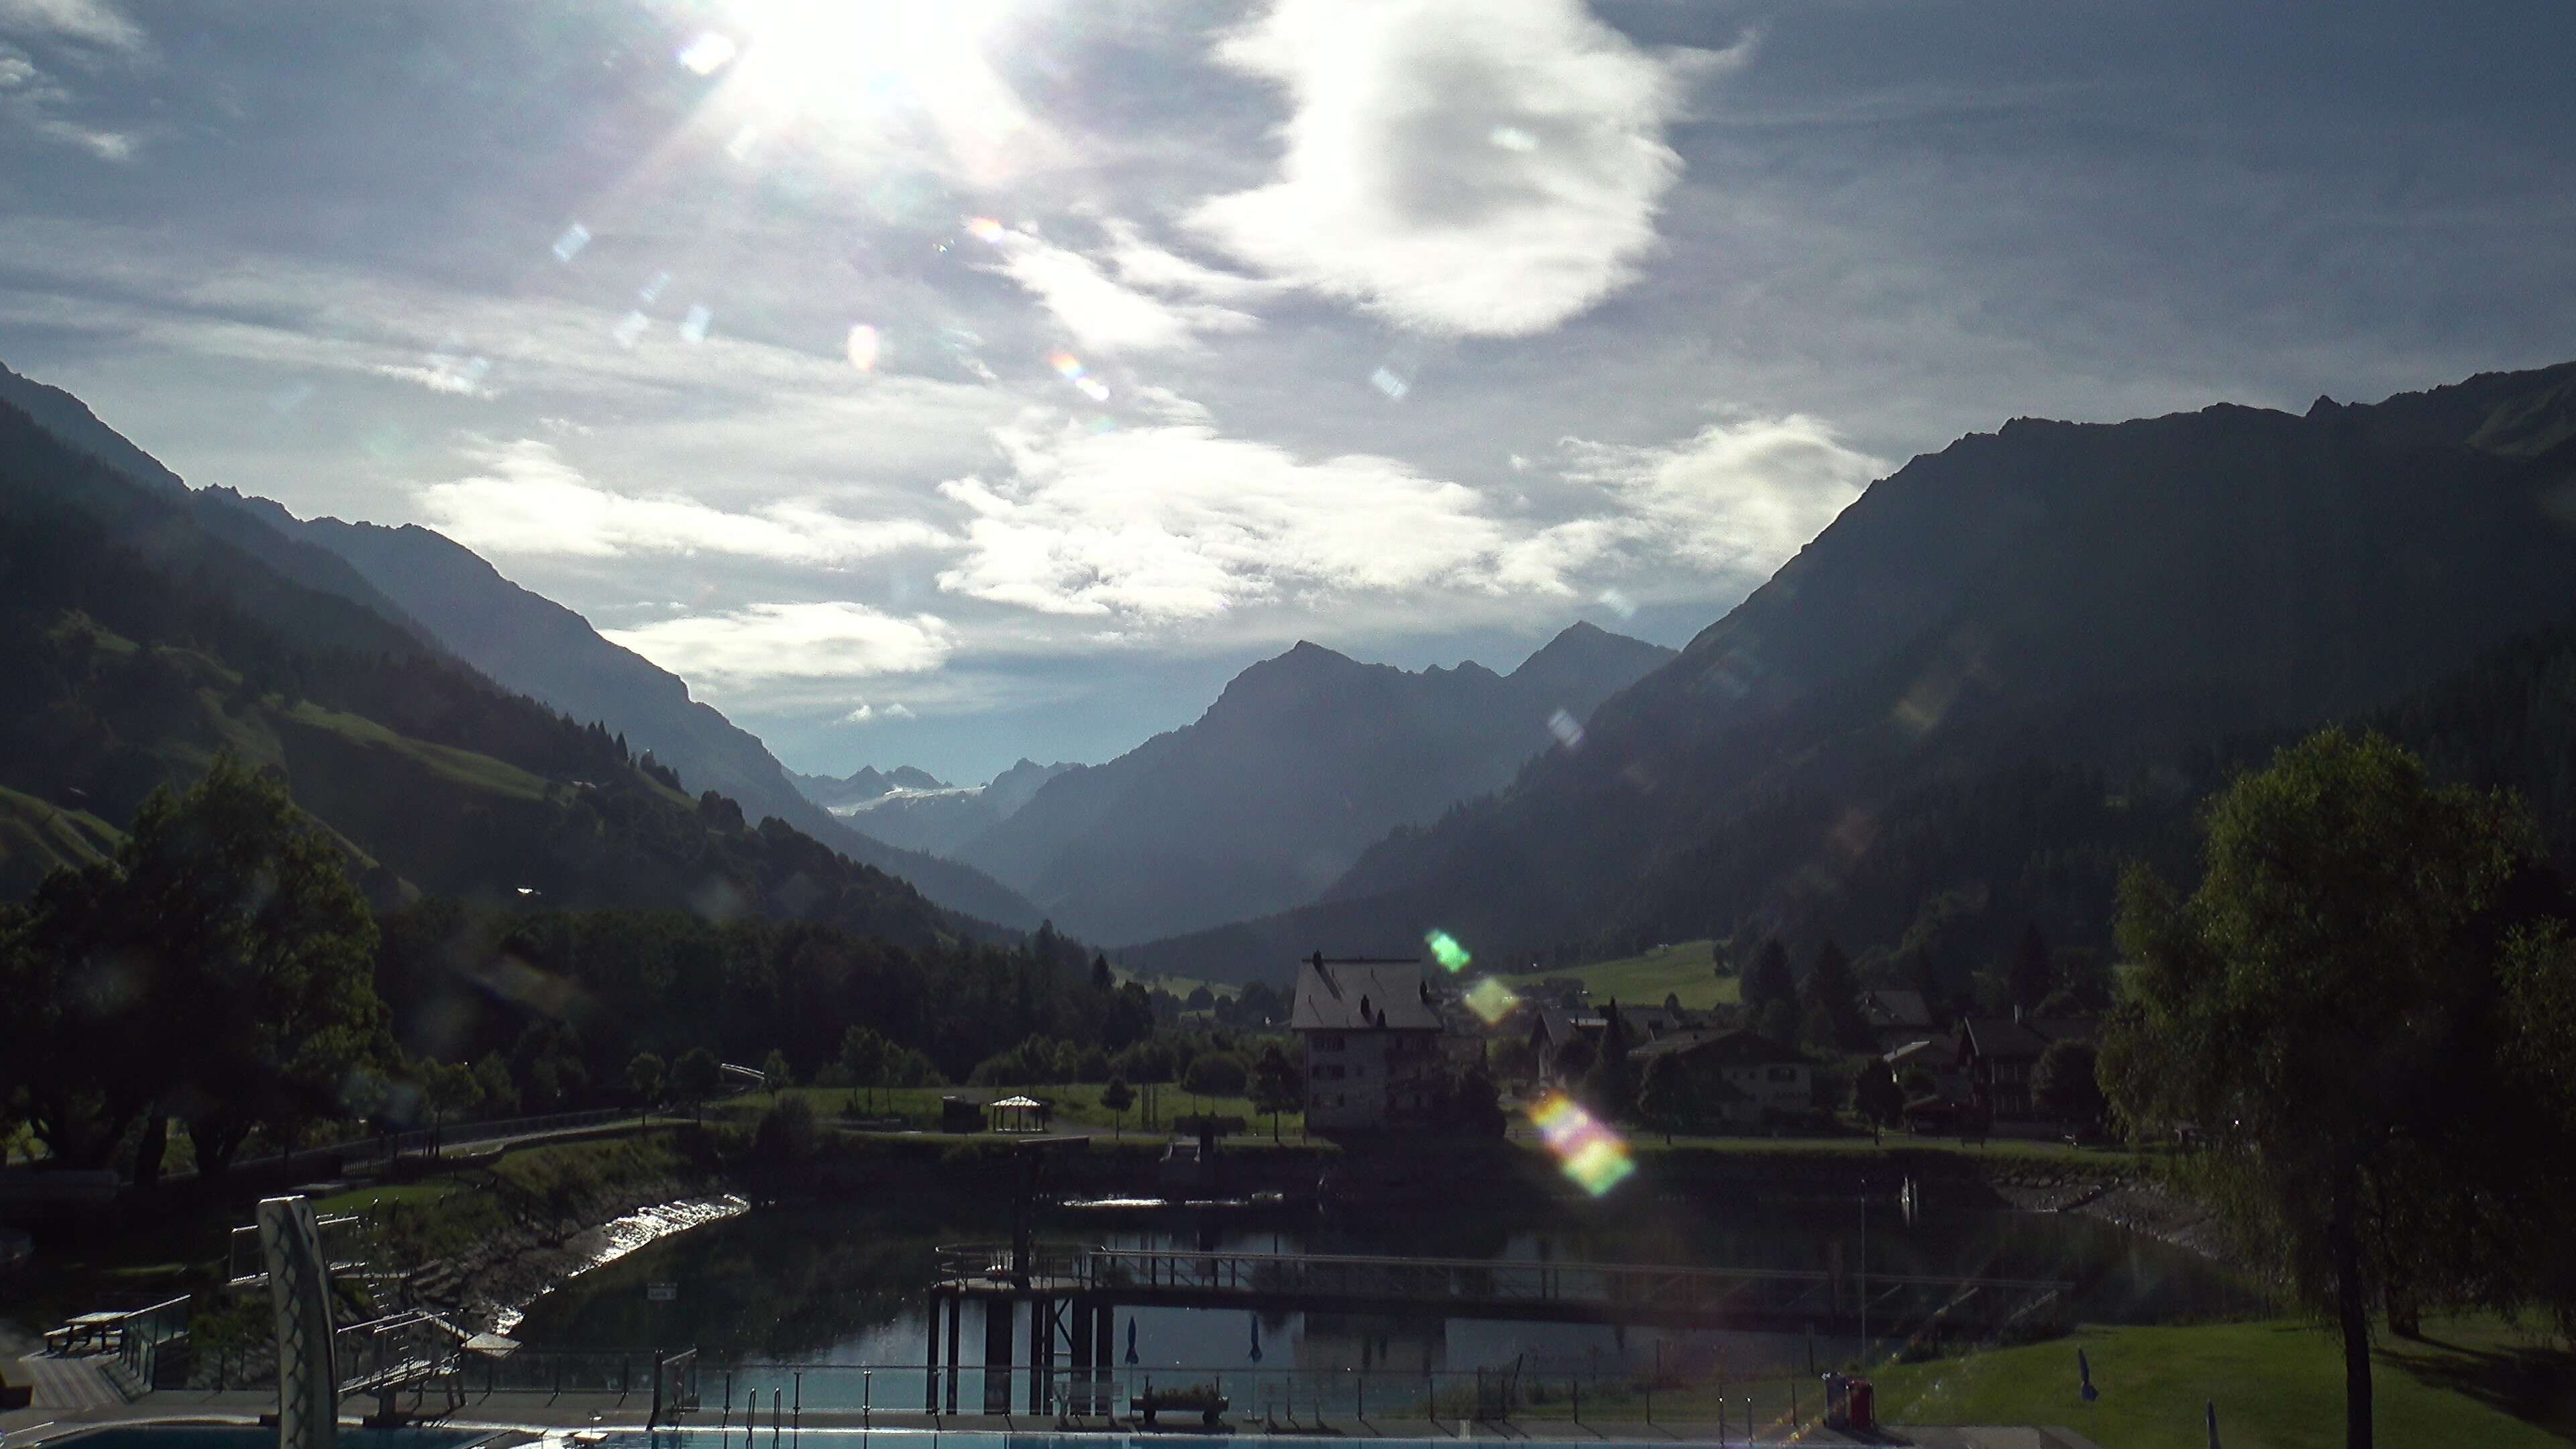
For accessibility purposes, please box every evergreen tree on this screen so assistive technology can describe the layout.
[1743,937,1795,1021]
[1092,952,1114,991]
[1586,999,1637,1117]
[1799,937,1869,1052]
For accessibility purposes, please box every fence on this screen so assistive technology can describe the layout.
[415,1355,1831,1431]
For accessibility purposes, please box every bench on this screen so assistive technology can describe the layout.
[1132,1384,1228,1427]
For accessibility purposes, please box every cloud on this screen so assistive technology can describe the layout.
[415,439,952,564]
[0,40,137,157]
[0,0,140,48]
[934,411,1519,621]
[977,221,1258,354]
[1554,414,1886,571]
[1186,0,1730,336]
[605,603,955,684]
[928,402,1882,628]
[843,701,918,722]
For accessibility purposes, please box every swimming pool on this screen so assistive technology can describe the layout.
[28,1430,486,1449]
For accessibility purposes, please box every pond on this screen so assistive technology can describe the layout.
[506,1176,2256,1413]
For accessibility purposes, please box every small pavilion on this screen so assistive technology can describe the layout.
[989,1095,1049,1133]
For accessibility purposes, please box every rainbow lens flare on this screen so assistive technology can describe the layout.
[1464,976,1520,1025]
[1049,350,1110,401]
[966,217,1006,244]
[677,32,737,75]
[846,324,881,372]
[1426,929,1472,972]
[1528,1092,1635,1197]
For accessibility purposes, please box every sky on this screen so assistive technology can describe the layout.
[4,0,2574,784]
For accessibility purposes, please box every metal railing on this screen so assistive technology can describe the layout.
[226,1212,378,1285]
[924,1242,2066,1331]
[496,1358,1841,1434]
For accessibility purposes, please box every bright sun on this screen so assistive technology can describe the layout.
[697,0,1031,181]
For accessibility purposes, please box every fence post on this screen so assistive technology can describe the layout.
[1646,1384,1652,1424]
[1572,1378,1578,1424]
[794,1370,802,1424]
[724,1370,733,1426]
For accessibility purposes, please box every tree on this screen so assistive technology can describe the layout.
[1756,998,1799,1047]
[472,1057,521,1118]
[1742,938,1794,1021]
[1585,1000,1636,1118]
[1183,1050,1246,1102]
[2031,1039,2104,1133]
[1799,937,1869,1053]
[628,1052,665,1118]
[1852,1058,1903,1140]
[2102,729,2576,1449]
[1250,1044,1301,1142]
[1635,1052,1711,1143]
[0,759,388,1177]
[760,1048,795,1091]
[422,1061,482,1159]
[1091,952,1114,992]
[672,1046,723,1122]
[2012,926,2055,1010]
[1101,1075,1135,1140]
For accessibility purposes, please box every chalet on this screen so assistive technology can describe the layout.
[1957,1015,2097,1121]
[1627,1028,1813,1126]
[1291,959,1448,1130]
[1526,1004,1607,1082]
[1861,990,1935,1053]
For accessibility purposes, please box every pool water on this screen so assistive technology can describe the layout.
[41,1432,485,1449]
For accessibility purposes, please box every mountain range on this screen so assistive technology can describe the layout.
[1116,362,2576,985]
[791,758,1079,857]
[0,364,1044,930]
[928,623,1674,945]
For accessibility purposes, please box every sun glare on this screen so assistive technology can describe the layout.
[698,0,1030,179]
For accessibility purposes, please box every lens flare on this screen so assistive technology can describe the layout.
[680,305,713,343]
[678,32,740,75]
[1426,929,1472,973]
[1528,1092,1635,1197]
[612,311,650,348]
[1464,977,1520,1025]
[1370,366,1411,400]
[1547,708,1585,749]
[966,216,1006,244]
[551,223,591,264]
[1047,350,1110,401]
[846,324,881,372]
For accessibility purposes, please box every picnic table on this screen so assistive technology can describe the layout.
[46,1311,127,1356]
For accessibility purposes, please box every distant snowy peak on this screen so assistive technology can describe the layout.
[791,758,1079,857]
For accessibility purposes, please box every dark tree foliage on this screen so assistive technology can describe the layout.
[1799,937,1871,1052]
[1741,938,1795,1022]
[2103,730,2576,1449]
[0,755,387,1175]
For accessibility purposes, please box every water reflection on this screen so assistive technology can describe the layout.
[512,1191,2256,1385]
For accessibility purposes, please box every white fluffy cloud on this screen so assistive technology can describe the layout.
[928,405,1878,627]
[606,603,955,684]
[978,221,1260,354]
[1556,414,1885,570]
[1187,0,1733,336]
[934,413,1520,620]
[415,439,949,564]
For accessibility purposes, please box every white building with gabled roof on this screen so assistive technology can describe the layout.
[1289,958,1447,1131]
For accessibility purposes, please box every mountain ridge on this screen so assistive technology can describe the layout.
[1114,359,2576,983]
[947,624,1675,945]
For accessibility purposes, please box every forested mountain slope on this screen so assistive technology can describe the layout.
[1119,362,2576,985]
[0,362,1040,930]
[951,623,1674,945]
[0,396,969,950]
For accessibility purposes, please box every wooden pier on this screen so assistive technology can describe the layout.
[924,1240,2068,1416]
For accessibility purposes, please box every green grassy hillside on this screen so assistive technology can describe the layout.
[0,782,120,898]
[1495,939,1741,1010]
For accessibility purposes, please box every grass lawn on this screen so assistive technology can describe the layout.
[1493,940,1741,1010]
[1622,1132,2119,1167]
[1864,1316,2576,1449]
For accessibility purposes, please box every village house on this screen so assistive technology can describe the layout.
[1627,1028,1814,1128]
[1956,1014,2098,1122]
[1291,957,1448,1130]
